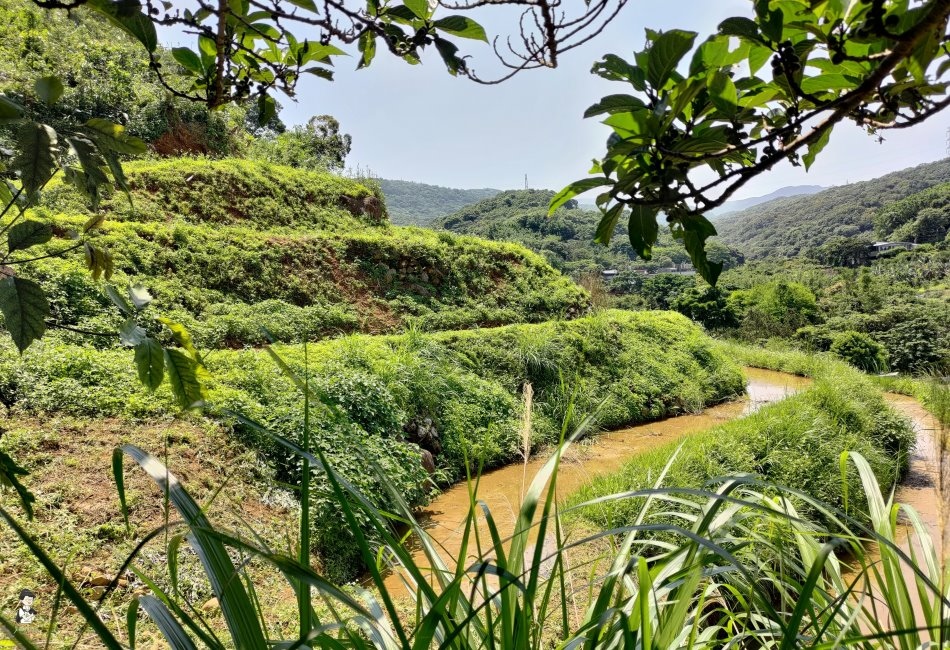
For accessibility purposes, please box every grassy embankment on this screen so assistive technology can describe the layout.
[28,158,589,343]
[569,341,916,535]
[1,310,743,582]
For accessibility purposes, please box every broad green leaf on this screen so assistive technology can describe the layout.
[628,204,660,259]
[646,29,697,89]
[0,96,24,121]
[105,283,133,316]
[357,30,376,69]
[172,47,204,74]
[257,95,276,127]
[671,215,723,285]
[583,94,647,118]
[433,37,462,76]
[434,15,488,42]
[128,283,153,311]
[286,0,317,10]
[549,178,613,215]
[591,54,646,90]
[0,276,49,352]
[708,71,738,115]
[593,203,624,245]
[718,16,760,40]
[119,317,146,347]
[134,338,164,390]
[803,127,831,171]
[158,317,198,358]
[85,119,147,154]
[88,0,157,52]
[164,348,205,409]
[34,76,64,106]
[403,0,429,19]
[800,73,858,94]
[7,220,52,253]
[13,122,57,198]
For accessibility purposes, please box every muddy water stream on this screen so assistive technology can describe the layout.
[384,368,812,591]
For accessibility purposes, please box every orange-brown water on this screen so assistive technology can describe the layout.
[382,368,812,592]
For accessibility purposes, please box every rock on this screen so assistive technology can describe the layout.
[420,450,436,475]
[201,598,219,613]
[89,575,111,587]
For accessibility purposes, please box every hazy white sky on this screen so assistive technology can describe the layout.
[243,1,949,197]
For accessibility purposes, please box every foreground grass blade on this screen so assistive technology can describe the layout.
[138,596,198,650]
[119,444,268,649]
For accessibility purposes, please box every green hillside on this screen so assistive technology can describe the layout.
[377,178,499,226]
[29,159,588,344]
[716,158,950,258]
[874,182,950,243]
[437,189,744,276]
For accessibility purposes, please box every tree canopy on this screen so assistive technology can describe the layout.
[553,0,950,283]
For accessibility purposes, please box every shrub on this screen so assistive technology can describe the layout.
[830,330,888,372]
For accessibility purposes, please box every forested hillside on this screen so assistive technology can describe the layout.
[874,182,950,243]
[707,185,824,218]
[716,159,950,258]
[437,189,744,276]
[377,179,499,226]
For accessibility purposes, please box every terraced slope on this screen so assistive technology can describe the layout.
[29,159,589,343]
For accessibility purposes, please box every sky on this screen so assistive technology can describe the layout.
[201,1,949,198]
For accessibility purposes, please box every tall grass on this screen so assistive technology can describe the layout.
[1,352,948,647]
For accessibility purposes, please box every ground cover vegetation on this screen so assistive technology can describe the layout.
[21,158,589,344]
[571,352,914,546]
[1,310,743,584]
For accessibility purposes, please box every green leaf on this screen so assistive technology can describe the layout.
[718,16,760,40]
[134,338,164,390]
[0,96,24,121]
[593,203,624,245]
[434,15,488,42]
[105,283,133,316]
[803,127,831,171]
[583,94,647,118]
[34,76,64,106]
[112,447,129,530]
[708,71,738,115]
[172,47,204,74]
[8,220,52,253]
[357,30,377,69]
[256,95,276,127]
[85,119,147,154]
[549,178,613,215]
[158,317,198,359]
[433,37,462,76]
[88,0,157,53]
[0,276,49,352]
[646,29,697,89]
[671,215,723,285]
[800,73,858,94]
[119,317,146,347]
[128,283,153,311]
[164,348,205,409]
[403,0,429,19]
[137,596,198,650]
[13,122,58,199]
[628,204,660,259]
[591,54,646,90]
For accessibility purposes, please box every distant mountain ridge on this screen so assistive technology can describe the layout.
[715,158,950,259]
[708,185,825,218]
[377,179,500,226]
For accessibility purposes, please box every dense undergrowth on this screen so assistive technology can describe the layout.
[1,310,742,580]
[570,349,914,536]
[21,159,589,341]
